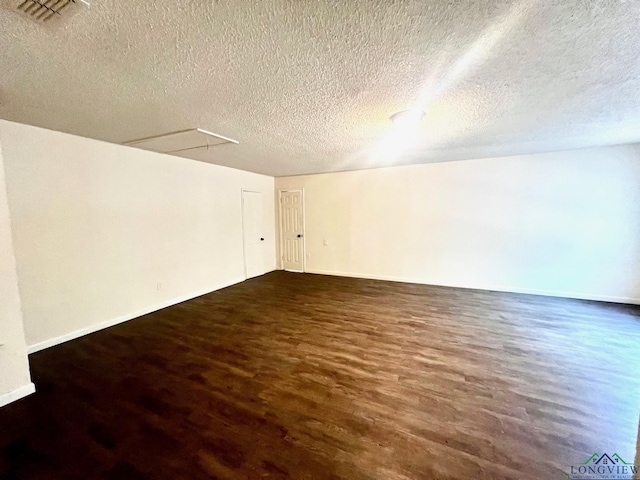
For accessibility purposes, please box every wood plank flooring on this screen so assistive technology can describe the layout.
[1,271,640,479]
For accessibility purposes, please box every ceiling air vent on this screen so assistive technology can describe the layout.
[13,0,89,24]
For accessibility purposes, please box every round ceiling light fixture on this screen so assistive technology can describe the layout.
[389,108,425,129]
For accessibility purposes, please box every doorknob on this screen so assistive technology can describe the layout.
[260,238,264,241]
[297,234,303,238]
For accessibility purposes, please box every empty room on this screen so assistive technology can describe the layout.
[1,1,640,479]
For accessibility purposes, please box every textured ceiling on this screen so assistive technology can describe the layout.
[1,1,640,176]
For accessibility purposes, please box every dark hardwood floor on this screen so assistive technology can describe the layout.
[1,271,640,479]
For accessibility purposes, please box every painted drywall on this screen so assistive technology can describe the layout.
[0,120,275,350]
[276,145,640,303]
[0,136,33,407]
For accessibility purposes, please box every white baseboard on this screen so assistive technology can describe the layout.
[0,382,36,408]
[27,276,246,354]
[304,268,640,305]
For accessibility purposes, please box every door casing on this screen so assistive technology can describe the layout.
[241,189,265,279]
[278,188,305,272]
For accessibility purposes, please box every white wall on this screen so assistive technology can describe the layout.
[0,136,34,407]
[276,145,640,303]
[0,120,275,351]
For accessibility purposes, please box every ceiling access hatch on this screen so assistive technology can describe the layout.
[123,129,239,157]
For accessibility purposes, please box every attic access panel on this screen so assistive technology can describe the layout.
[124,129,239,156]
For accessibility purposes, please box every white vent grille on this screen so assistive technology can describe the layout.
[15,0,88,23]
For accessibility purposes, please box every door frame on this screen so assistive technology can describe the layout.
[278,188,306,272]
[241,189,263,280]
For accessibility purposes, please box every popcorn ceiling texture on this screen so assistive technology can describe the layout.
[1,0,639,176]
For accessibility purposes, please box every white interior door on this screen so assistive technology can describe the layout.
[242,190,265,279]
[280,190,304,272]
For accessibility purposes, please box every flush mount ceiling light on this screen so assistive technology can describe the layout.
[372,108,425,161]
[389,108,425,129]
